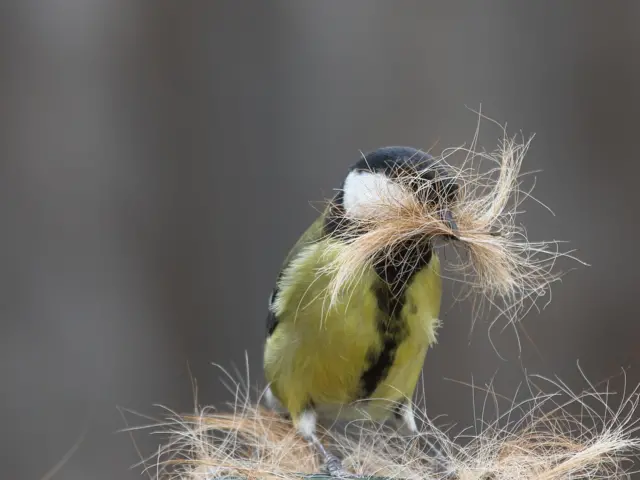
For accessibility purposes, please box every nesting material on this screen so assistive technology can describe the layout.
[134,371,640,480]
[125,122,606,479]
[321,123,585,326]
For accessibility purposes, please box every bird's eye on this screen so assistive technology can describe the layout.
[442,180,459,200]
[415,172,459,207]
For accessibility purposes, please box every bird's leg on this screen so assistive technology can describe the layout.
[297,410,353,478]
[393,401,453,476]
[265,393,358,478]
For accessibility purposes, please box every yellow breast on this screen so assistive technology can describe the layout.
[264,240,442,421]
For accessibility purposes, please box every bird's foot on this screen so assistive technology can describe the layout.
[323,453,354,478]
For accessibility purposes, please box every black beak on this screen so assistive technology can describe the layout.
[440,209,460,240]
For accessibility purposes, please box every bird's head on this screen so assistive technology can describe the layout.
[335,146,460,240]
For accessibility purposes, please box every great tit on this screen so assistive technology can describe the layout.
[263,147,459,476]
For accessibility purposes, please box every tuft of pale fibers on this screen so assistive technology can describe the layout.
[125,363,640,480]
[319,116,586,332]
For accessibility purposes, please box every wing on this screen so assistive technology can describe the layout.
[266,207,329,337]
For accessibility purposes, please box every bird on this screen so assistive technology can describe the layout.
[263,146,459,477]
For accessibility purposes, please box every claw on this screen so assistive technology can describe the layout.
[324,453,352,478]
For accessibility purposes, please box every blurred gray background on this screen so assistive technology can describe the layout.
[2,1,639,479]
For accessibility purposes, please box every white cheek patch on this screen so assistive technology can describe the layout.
[342,170,411,218]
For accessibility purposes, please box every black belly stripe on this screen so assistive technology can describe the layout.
[358,242,433,399]
[358,284,407,398]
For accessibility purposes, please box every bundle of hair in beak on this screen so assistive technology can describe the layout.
[321,127,584,326]
[132,366,640,480]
